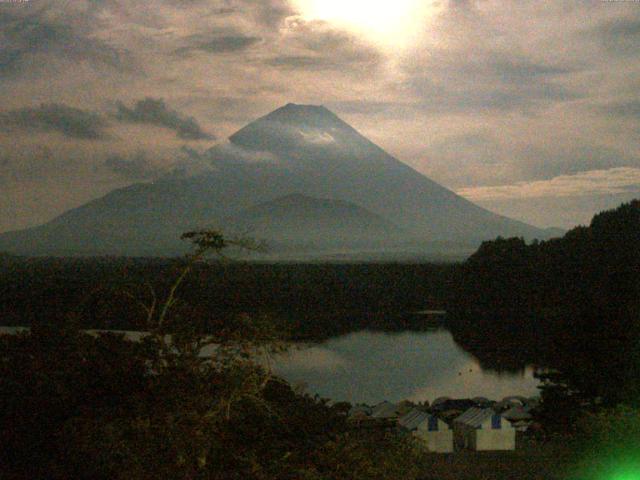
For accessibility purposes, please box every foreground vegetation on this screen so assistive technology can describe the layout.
[417,443,573,480]
[0,322,436,479]
[0,232,433,479]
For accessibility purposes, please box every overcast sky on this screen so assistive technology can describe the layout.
[1,0,639,232]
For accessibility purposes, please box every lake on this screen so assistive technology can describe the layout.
[0,325,540,405]
[272,329,541,404]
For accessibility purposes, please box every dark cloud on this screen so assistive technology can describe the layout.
[180,95,262,122]
[0,104,107,139]
[397,2,588,117]
[405,52,583,115]
[0,11,129,77]
[600,17,640,37]
[115,98,213,140]
[597,100,640,118]
[266,20,381,72]
[213,7,238,15]
[104,152,161,180]
[241,0,297,28]
[265,55,343,70]
[592,16,640,55]
[521,144,640,181]
[477,83,580,111]
[175,34,261,55]
[421,132,640,190]
[408,77,580,114]
[488,57,576,83]
[293,23,361,53]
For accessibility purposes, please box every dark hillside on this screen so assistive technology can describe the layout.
[0,259,451,339]
[448,200,640,406]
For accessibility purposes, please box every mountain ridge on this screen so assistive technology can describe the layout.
[0,103,557,257]
[226,193,399,246]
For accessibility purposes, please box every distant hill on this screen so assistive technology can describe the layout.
[227,193,398,248]
[0,103,554,256]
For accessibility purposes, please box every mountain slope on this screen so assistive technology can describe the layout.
[0,103,553,256]
[227,193,399,247]
[226,103,546,240]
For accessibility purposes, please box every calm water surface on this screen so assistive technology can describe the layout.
[272,329,540,404]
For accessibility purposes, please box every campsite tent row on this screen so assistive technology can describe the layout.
[400,407,516,453]
[350,403,518,453]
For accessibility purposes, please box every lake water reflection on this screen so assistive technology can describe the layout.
[272,329,540,404]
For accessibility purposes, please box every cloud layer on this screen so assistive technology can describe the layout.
[0,0,639,231]
[0,104,107,139]
[115,98,214,140]
[457,167,640,201]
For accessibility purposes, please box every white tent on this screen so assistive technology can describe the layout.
[398,409,453,453]
[453,408,516,451]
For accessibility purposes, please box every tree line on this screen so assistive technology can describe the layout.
[447,200,640,410]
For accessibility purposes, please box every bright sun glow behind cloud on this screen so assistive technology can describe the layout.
[292,0,437,48]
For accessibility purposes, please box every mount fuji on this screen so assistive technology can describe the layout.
[0,103,555,257]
